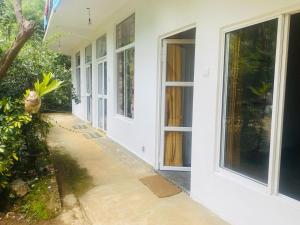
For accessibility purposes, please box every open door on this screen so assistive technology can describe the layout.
[160,39,195,171]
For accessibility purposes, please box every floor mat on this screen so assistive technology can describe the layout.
[140,175,182,198]
[83,132,102,139]
[72,124,88,129]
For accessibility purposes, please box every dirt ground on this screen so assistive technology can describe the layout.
[0,150,89,225]
[0,213,61,225]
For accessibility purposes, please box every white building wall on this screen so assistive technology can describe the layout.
[70,0,300,224]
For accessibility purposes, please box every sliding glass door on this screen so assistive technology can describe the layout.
[160,39,195,171]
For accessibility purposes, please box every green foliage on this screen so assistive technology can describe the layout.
[249,81,272,99]
[227,20,277,152]
[0,98,32,189]
[0,38,73,111]
[0,0,44,43]
[0,0,74,112]
[21,177,57,220]
[24,72,63,99]
[33,72,63,97]
[0,0,71,217]
[0,70,63,190]
[0,99,53,192]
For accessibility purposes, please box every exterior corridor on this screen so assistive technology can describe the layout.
[47,113,227,225]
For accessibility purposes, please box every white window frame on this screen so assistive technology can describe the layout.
[216,10,300,208]
[97,60,108,131]
[96,34,108,131]
[115,14,135,119]
[215,14,286,194]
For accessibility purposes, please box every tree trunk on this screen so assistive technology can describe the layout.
[0,0,36,80]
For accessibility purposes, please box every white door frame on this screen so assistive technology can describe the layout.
[97,58,108,131]
[86,63,92,122]
[159,39,195,171]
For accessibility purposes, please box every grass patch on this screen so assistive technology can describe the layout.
[21,177,58,220]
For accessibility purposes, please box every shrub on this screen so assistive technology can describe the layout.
[0,98,32,189]
[0,74,62,191]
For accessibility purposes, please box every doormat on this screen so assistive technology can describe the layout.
[83,132,102,139]
[140,175,182,198]
[72,124,88,129]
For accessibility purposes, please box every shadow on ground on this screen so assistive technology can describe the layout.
[51,148,94,198]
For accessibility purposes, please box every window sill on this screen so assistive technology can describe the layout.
[214,167,269,194]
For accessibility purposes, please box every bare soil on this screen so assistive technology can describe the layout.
[0,149,90,225]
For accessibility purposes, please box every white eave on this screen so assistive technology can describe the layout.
[43,0,129,55]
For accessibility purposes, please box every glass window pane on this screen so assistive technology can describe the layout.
[98,63,103,95]
[116,14,135,49]
[165,87,193,127]
[96,35,107,59]
[98,98,103,129]
[166,44,195,82]
[164,131,192,167]
[104,99,107,130]
[125,48,134,118]
[104,62,107,96]
[76,68,81,97]
[279,13,300,201]
[87,96,92,122]
[86,65,92,94]
[221,19,278,183]
[85,45,92,63]
[76,52,80,67]
[117,52,125,115]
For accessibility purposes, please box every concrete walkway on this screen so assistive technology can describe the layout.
[47,113,228,225]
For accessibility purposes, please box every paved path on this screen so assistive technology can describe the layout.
[47,113,228,225]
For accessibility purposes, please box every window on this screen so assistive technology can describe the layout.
[221,19,278,183]
[96,35,107,59]
[75,52,81,98]
[76,51,80,66]
[116,14,135,118]
[279,13,300,201]
[116,14,135,48]
[85,44,92,64]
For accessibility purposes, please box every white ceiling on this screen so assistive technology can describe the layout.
[44,0,129,55]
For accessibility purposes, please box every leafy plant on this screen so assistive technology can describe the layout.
[249,81,272,99]
[0,98,31,189]
[25,72,63,98]
[0,2,73,112]
[0,72,62,190]
[24,73,63,114]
